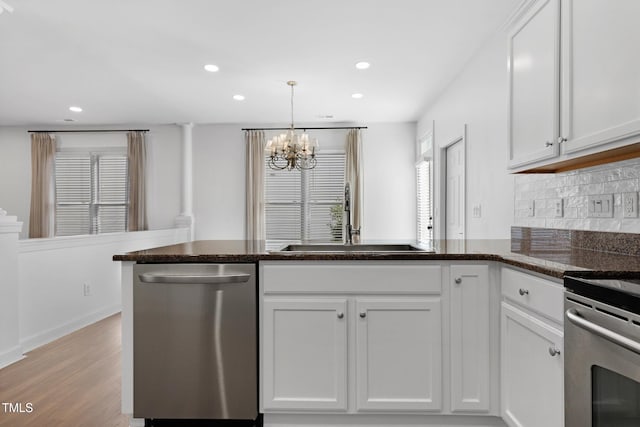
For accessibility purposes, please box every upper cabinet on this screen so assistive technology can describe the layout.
[508,0,560,169]
[508,0,640,172]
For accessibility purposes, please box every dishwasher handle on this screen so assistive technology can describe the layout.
[138,272,251,285]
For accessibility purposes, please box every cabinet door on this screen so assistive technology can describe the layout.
[501,303,564,427]
[262,298,348,411]
[508,0,560,169]
[450,265,490,413]
[355,298,442,412]
[561,0,640,155]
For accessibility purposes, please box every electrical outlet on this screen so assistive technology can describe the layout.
[527,200,535,217]
[472,204,482,218]
[623,192,639,218]
[83,283,92,296]
[552,198,563,218]
[587,194,614,218]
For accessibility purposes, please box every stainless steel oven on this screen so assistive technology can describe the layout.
[564,276,640,427]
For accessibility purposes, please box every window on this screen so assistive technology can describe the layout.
[264,152,345,248]
[54,150,128,236]
[416,159,433,243]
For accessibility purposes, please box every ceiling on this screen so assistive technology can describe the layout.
[0,0,521,126]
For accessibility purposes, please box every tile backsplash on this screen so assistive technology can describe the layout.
[514,157,640,233]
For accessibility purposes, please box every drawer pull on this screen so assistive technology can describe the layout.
[359,312,367,318]
[454,277,462,284]
[519,288,529,296]
[548,347,561,357]
[337,312,344,319]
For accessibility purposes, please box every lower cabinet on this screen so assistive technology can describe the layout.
[262,298,348,411]
[501,302,564,427]
[355,298,441,412]
[262,296,442,413]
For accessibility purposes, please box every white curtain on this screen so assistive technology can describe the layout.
[246,130,266,241]
[29,133,56,238]
[127,131,148,231]
[345,128,363,235]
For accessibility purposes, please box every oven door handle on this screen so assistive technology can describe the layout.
[566,308,640,355]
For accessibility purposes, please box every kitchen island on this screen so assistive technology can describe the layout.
[114,227,640,427]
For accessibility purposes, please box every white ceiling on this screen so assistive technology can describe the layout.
[0,0,521,126]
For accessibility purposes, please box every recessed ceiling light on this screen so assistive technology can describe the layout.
[351,93,364,99]
[204,64,219,73]
[69,106,83,112]
[355,61,370,70]
[233,94,245,101]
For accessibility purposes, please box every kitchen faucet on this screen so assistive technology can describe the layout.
[344,182,360,245]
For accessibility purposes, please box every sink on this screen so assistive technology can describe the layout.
[275,243,433,253]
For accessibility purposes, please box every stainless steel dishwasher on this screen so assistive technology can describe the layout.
[133,263,257,422]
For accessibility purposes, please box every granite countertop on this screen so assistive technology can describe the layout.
[112,237,640,279]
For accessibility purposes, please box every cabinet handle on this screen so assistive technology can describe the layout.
[359,312,367,318]
[337,312,344,319]
[545,141,554,147]
[557,136,567,144]
[548,346,561,357]
[454,277,462,284]
[519,288,529,296]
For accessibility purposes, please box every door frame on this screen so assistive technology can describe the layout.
[435,124,467,241]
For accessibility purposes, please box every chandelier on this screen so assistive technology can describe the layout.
[265,81,318,171]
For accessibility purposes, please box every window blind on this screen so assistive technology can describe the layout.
[265,152,345,248]
[416,160,433,243]
[55,151,128,236]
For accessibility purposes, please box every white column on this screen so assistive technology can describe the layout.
[0,209,23,368]
[175,123,194,240]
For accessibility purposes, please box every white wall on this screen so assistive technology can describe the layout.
[417,31,514,239]
[192,122,416,241]
[0,127,31,236]
[17,228,189,355]
[0,125,182,237]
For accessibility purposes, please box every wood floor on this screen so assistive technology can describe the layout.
[0,313,129,427]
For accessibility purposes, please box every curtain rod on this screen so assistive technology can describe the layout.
[242,126,368,131]
[27,129,149,133]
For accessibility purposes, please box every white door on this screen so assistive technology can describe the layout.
[450,265,491,413]
[507,0,560,168]
[446,140,465,240]
[355,298,442,412]
[262,298,348,411]
[561,0,640,154]
[501,303,564,427]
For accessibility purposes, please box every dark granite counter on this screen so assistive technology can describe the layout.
[113,234,640,279]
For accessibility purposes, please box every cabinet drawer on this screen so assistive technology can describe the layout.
[262,262,441,294]
[501,268,563,323]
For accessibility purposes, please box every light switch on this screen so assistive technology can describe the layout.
[472,204,481,218]
[527,200,535,217]
[587,194,614,218]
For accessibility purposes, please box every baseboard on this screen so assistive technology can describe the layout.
[0,345,25,369]
[128,417,145,427]
[264,413,507,427]
[20,304,122,353]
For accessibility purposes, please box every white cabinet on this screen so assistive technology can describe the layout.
[355,298,441,412]
[508,0,640,172]
[260,261,443,414]
[262,298,348,411]
[508,0,560,168]
[560,0,640,155]
[501,304,564,427]
[449,265,491,413]
[500,267,564,427]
